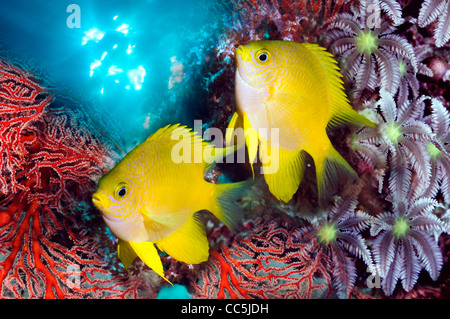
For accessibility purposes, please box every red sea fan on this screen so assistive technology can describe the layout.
[0,58,147,298]
[191,216,336,299]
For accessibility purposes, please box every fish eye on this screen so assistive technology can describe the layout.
[114,183,128,200]
[257,52,269,63]
[117,187,127,197]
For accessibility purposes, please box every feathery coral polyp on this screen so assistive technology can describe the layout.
[327,2,417,101]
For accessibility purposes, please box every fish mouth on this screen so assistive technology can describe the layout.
[92,192,104,208]
[235,45,245,67]
[235,45,244,57]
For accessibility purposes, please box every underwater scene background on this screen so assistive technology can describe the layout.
[0,0,449,299]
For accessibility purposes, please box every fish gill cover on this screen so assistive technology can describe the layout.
[0,0,449,299]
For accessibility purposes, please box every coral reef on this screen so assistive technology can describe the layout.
[195,0,450,299]
[300,198,372,298]
[0,58,156,298]
[371,197,446,296]
[191,215,336,299]
[327,2,417,102]
[1,0,450,299]
[418,0,450,47]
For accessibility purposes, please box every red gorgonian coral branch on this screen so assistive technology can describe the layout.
[0,58,148,298]
[191,217,335,299]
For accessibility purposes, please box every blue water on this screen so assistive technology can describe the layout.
[0,0,225,149]
[157,284,191,299]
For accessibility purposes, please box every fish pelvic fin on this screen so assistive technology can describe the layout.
[209,180,248,233]
[225,112,244,148]
[155,213,209,265]
[128,240,173,286]
[259,138,305,203]
[225,112,259,178]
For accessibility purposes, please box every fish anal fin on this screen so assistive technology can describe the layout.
[129,240,172,285]
[259,137,305,203]
[155,214,209,265]
[118,240,137,271]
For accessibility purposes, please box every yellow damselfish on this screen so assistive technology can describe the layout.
[92,124,245,284]
[227,40,375,203]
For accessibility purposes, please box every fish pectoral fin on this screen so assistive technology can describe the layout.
[129,240,172,285]
[118,240,138,270]
[155,213,209,265]
[266,92,312,149]
[141,207,189,239]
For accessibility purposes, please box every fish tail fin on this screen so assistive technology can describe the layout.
[259,138,305,203]
[209,181,248,233]
[312,143,359,205]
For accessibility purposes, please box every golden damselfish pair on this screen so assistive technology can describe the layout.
[92,40,374,283]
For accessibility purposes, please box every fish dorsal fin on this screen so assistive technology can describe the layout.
[147,123,206,151]
[148,124,234,171]
[155,213,209,265]
[300,43,374,128]
[128,240,172,285]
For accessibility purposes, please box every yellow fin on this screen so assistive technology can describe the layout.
[141,207,190,241]
[300,43,375,129]
[313,144,358,205]
[156,214,209,265]
[129,240,172,285]
[225,112,245,148]
[209,181,247,233]
[118,240,137,270]
[203,143,237,169]
[259,138,305,203]
[242,112,259,177]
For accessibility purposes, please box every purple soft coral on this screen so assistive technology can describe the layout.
[327,2,417,101]
[422,98,450,202]
[352,90,434,198]
[301,197,372,298]
[418,0,450,47]
[371,197,446,296]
